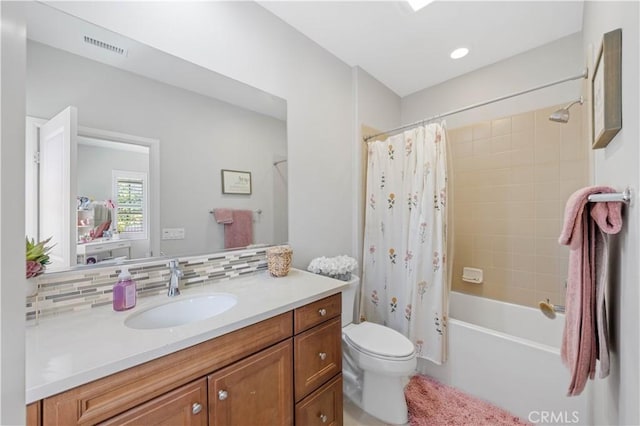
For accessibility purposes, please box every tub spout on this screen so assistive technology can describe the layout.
[539,299,565,319]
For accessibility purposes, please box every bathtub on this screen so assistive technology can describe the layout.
[420,292,589,424]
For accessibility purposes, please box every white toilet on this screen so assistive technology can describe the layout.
[341,276,417,425]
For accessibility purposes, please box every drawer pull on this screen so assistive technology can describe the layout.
[318,308,327,316]
[192,402,202,414]
[318,352,327,361]
[218,390,228,401]
[319,413,328,423]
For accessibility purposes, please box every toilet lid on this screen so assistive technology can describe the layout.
[343,322,415,359]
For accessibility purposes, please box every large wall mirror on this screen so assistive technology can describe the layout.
[25,3,288,272]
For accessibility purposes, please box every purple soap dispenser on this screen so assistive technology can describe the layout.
[113,267,137,311]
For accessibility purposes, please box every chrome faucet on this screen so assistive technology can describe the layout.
[167,260,183,297]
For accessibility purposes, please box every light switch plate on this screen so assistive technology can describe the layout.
[162,228,185,240]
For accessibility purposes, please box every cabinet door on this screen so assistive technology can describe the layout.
[99,379,207,426]
[295,375,343,426]
[209,339,293,426]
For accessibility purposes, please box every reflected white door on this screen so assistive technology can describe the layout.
[39,106,78,269]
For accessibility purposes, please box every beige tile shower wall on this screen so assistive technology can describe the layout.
[449,103,588,308]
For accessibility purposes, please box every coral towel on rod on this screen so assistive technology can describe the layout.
[558,186,623,396]
[224,210,253,249]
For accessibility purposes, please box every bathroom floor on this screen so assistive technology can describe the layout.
[343,397,403,426]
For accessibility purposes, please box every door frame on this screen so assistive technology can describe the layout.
[25,118,161,262]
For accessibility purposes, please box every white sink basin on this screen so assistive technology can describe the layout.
[125,293,237,330]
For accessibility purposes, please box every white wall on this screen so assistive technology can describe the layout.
[27,41,287,256]
[47,1,355,268]
[582,2,639,425]
[402,33,584,128]
[0,2,26,423]
[355,67,402,133]
[353,67,401,267]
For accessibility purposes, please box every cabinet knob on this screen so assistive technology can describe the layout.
[218,390,228,401]
[319,413,328,423]
[318,352,327,361]
[318,308,327,316]
[192,402,202,415]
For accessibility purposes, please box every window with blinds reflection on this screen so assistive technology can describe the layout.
[113,170,147,238]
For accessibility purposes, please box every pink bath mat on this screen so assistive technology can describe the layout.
[405,375,531,426]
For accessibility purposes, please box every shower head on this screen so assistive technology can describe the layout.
[549,96,584,123]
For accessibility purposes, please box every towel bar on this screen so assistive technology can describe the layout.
[587,187,632,204]
[209,209,263,215]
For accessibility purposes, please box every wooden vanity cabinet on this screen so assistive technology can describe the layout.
[33,293,344,426]
[40,313,291,426]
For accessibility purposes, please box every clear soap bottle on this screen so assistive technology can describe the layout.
[113,267,137,311]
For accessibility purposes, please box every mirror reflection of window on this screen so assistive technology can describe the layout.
[113,170,147,239]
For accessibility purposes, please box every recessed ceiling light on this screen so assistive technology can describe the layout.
[407,0,434,12]
[450,47,469,59]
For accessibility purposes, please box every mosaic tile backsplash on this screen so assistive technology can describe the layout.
[26,248,268,321]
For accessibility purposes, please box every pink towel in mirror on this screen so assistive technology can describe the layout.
[213,208,234,224]
[224,210,253,249]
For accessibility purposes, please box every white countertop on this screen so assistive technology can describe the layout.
[26,269,350,403]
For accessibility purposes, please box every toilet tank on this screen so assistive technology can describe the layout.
[341,275,360,327]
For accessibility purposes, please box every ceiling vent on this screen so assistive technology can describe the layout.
[83,36,127,56]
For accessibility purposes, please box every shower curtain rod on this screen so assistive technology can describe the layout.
[363,69,588,142]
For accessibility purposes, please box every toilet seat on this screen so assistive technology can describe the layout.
[343,322,415,361]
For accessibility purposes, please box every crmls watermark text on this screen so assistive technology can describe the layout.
[528,411,580,424]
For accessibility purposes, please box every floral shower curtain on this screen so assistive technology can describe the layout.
[360,123,450,364]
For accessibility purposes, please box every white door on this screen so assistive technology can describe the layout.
[39,106,78,269]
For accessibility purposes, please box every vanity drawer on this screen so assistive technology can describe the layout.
[295,375,343,426]
[294,317,342,402]
[294,293,341,334]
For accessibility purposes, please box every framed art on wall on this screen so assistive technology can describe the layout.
[591,28,622,149]
[221,169,252,195]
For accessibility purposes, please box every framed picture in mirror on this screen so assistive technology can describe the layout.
[221,169,252,195]
[591,28,622,149]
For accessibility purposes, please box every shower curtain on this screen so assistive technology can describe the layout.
[360,123,450,364]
